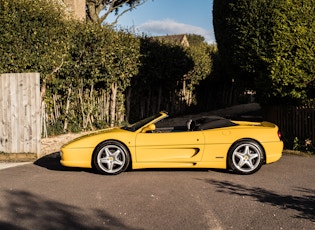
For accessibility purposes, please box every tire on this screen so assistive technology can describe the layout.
[228,140,264,175]
[93,141,130,175]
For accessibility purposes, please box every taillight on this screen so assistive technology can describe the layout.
[278,131,282,139]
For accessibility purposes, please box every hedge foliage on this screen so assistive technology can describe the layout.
[0,0,71,78]
[213,0,315,104]
[0,0,214,135]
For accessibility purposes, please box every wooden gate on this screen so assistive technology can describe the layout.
[0,73,41,160]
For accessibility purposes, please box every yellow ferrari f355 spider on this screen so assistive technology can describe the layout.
[60,111,283,175]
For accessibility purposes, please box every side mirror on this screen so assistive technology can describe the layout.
[142,124,156,133]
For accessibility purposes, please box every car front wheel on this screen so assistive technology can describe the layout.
[228,140,264,175]
[93,141,130,175]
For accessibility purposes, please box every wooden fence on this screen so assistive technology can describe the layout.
[0,73,41,160]
[263,105,315,148]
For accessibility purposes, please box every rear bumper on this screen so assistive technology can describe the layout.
[263,141,283,164]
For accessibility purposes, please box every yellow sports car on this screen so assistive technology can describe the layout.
[60,111,283,175]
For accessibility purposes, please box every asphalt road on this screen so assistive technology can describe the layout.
[0,153,314,230]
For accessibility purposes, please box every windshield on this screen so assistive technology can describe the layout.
[122,113,164,132]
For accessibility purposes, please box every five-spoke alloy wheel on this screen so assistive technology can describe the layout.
[228,140,264,175]
[93,141,130,175]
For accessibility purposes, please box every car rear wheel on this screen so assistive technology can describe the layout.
[228,140,264,175]
[93,141,130,175]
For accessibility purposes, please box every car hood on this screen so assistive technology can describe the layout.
[61,127,131,149]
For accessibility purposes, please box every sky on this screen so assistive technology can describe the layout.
[107,0,215,44]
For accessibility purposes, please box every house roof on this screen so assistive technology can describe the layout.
[155,34,190,47]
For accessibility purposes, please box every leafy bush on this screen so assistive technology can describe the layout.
[1,0,215,136]
[213,0,315,104]
[293,137,315,154]
[0,0,72,80]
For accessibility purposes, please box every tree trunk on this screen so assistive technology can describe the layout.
[85,84,94,130]
[110,82,118,127]
[63,87,72,132]
[147,87,152,116]
[78,87,86,130]
[125,87,131,123]
[157,86,162,112]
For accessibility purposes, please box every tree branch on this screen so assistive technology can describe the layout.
[100,0,119,23]
[109,0,147,26]
[87,0,148,25]
[50,58,64,76]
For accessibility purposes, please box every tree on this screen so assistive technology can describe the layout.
[57,22,108,131]
[186,34,206,46]
[103,29,141,126]
[184,38,213,106]
[86,0,148,25]
[47,22,141,132]
[128,37,194,121]
[128,34,214,121]
[213,0,315,104]
[195,44,239,110]
[213,0,275,97]
[267,0,315,103]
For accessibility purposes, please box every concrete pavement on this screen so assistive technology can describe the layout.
[0,162,32,170]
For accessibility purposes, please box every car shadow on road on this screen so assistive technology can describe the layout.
[34,152,95,174]
[1,189,138,229]
[203,179,315,222]
[34,153,233,175]
[34,152,234,175]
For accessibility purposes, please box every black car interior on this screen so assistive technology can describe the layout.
[154,116,238,133]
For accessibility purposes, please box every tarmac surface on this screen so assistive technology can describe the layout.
[0,153,314,229]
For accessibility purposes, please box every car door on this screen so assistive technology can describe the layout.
[135,131,204,162]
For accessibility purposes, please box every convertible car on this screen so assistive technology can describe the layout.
[60,111,283,175]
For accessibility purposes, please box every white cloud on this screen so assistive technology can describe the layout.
[136,19,215,44]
